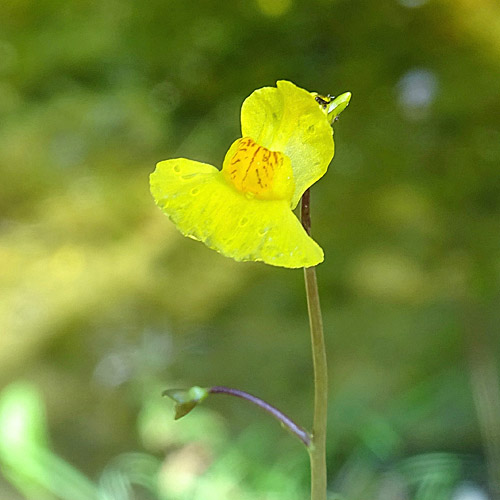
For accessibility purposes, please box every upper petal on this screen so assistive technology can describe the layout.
[241,80,334,208]
[150,158,324,268]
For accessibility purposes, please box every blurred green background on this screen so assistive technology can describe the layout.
[1,0,499,499]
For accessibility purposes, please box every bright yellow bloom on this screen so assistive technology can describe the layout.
[150,80,350,268]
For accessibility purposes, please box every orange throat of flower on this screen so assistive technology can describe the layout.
[222,137,295,201]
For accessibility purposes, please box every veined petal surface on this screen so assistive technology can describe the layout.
[150,159,324,268]
[241,80,334,208]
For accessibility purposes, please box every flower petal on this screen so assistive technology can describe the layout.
[241,80,334,208]
[150,159,324,268]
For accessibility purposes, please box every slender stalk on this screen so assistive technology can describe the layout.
[209,386,311,446]
[302,188,328,500]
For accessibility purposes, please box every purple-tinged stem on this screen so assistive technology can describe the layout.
[209,386,311,447]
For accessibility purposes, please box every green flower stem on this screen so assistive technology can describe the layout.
[301,188,328,500]
[209,386,311,446]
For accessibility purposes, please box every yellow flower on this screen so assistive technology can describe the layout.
[150,80,350,268]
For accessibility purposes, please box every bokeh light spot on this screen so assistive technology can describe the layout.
[256,0,293,17]
[452,482,490,500]
[396,68,438,120]
[397,0,430,8]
